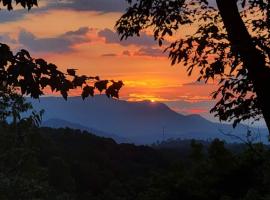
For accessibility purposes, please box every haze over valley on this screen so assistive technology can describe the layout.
[29,96,268,144]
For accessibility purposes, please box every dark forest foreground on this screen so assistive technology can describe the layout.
[1,126,270,200]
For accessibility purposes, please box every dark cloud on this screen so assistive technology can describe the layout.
[0,6,45,23]
[0,33,17,44]
[18,27,90,53]
[98,28,160,47]
[183,81,215,86]
[0,0,217,23]
[48,0,217,14]
[122,50,131,56]
[0,10,24,23]
[134,47,167,57]
[0,0,127,23]
[48,0,129,13]
[101,53,117,57]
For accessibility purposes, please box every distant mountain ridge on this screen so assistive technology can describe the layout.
[42,118,130,143]
[29,95,268,144]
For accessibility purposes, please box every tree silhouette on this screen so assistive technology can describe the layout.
[0,86,44,128]
[116,0,270,132]
[0,0,37,10]
[0,1,124,100]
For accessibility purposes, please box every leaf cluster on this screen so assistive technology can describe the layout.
[0,43,124,100]
[0,0,38,10]
[0,86,44,129]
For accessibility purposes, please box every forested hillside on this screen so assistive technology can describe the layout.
[1,126,270,200]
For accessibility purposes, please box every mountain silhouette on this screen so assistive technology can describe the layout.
[42,118,129,143]
[29,95,268,144]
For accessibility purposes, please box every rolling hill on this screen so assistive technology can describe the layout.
[29,95,268,144]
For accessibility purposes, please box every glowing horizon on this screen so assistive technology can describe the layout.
[0,2,217,117]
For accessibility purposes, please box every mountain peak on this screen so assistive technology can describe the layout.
[29,96,268,144]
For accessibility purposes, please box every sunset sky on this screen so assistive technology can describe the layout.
[0,0,218,120]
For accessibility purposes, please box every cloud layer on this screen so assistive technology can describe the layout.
[98,28,158,47]
[0,0,128,23]
[48,0,129,13]
[134,47,167,57]
[18,27,90,53]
